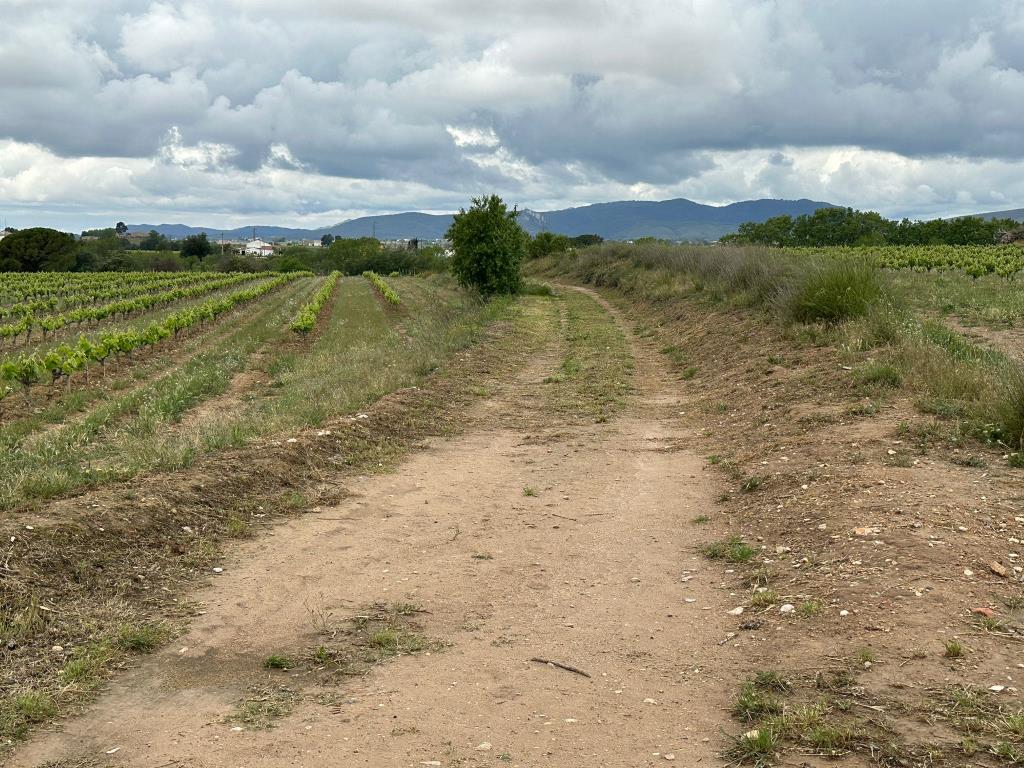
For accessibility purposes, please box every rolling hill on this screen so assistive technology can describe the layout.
[127,197,837,242]
[968,207,1024,222]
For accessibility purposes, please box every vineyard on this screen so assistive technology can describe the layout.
[290,271,341,333]
[788,243,1024,277]
[0,272,307,406]
[0,269,502,513]
[363,270,402,305]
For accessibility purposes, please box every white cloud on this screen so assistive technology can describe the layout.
[119,3,218,73]
[446,126,501,149]
[0,0,1022,229]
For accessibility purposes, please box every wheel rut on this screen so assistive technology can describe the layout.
[11,289,735,768]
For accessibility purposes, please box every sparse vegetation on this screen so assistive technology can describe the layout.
[701,536,757,563]
[226,685,296,730]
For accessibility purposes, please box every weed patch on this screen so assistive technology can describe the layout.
[701,536,757,563]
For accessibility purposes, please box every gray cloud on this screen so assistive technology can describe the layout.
[0,0,1022,229]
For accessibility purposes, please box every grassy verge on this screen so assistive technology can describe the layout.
[542,288,633,422]
[531,244,1024,457]
[889,270,1024,327]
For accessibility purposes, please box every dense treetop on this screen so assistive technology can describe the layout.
[722,207,1022,247]
[0,228,78,272]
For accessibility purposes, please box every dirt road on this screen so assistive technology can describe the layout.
[11,290,737,768]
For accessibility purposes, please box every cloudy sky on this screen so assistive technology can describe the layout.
[2,0,1023,231]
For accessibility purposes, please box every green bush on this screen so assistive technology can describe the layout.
[529,232,571,259]
[446,195,528,296]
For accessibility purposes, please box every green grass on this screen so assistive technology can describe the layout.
[58,643,113,689]
[854,647,877,664]
[368,627,429,656]
[1000,710,1024,739]
[226,685,296,730]
[781,258,886,325]
[944,639,965,659]
[116,622,167,653]
[225,515,250,538]
[992,742,1024,763]
[263,654,292,669]
[701,536,757,563]
[750,590,779,609]
[854,361,903,388]
[0,691,56,739]
[752,671,792,693]
[726,725,777,767]
[890,269,1024,327]
[543,289,633,422]
[798,600,822,618]
[975,615,1010,633]
[734,682,782,722]
[805,723,854,755]
[993,369,1024,451]
[660,344,688,366]
[740,474,764,493]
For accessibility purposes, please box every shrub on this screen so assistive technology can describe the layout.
[529,232,571,259]
[446,195,528,296]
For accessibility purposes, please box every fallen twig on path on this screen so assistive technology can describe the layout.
[530,657,591,678]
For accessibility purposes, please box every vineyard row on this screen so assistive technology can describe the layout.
[0,272,308,401]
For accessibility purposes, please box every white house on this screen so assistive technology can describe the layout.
[244,238,275,257]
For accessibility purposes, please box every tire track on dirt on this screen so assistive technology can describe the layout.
[10,289,738,768]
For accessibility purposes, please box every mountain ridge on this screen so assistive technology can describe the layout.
[967,207,1024,222]
[126,197,838,242]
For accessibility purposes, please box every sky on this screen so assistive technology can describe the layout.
[1,0,1023,232]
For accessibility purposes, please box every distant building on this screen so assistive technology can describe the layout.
[243,238,276,257]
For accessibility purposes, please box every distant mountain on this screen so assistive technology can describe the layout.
[127,197,838,242]
[967,207,1024,222]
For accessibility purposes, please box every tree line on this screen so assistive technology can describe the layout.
[720,207,1022,247]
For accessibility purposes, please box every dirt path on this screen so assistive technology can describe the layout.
[11,290,735,768]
